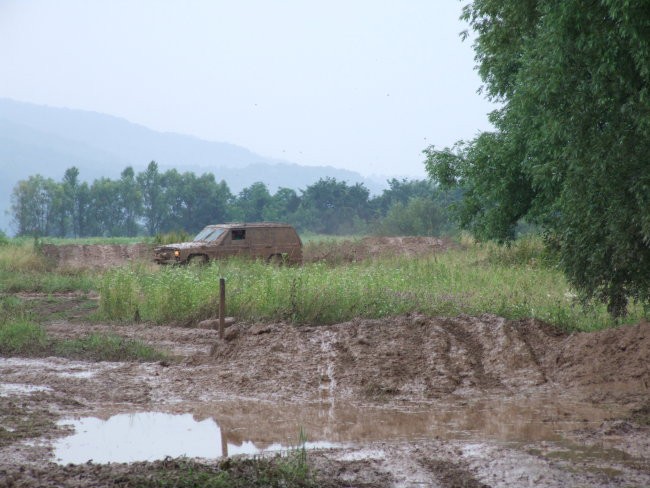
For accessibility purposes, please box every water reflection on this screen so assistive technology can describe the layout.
[54,394,620,465]
[54,412,335,464]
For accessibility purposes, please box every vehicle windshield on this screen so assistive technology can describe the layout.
[193,228,225,242]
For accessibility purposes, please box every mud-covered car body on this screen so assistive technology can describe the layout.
[153,222,302,265]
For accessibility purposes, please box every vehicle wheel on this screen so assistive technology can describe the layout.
[268,254,284,266]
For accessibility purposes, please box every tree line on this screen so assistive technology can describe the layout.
[10,161,459,238]
[426,0,650,318]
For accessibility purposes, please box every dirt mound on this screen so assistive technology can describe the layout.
[304,236,454,264]
[3,314,650,486]
[208,315,650,403]
[361,236,454,257]
[41,244,152,269]
[549,321,650,393]
[206,315,650,400]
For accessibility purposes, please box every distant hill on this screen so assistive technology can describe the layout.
[0,98,385,234]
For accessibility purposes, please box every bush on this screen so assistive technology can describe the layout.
[0,322,48,356]
[154,231,192,245]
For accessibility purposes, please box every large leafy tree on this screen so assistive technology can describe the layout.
[296,178,371,234]
[10,175,57,236]
[86,177,122,236]
[137,161,166,236]
[118,167,142,237]
[426,0,650,317]
[232,182,273,223]
[262,187,300,222]
[371,178,437,215]
[62,167,82,237]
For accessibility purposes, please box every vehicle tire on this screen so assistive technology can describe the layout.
[267,254,284,266]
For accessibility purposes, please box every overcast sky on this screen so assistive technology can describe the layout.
[0,0,495,178]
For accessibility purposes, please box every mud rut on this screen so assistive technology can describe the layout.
[2,241,650,487]
[1,313,649,487]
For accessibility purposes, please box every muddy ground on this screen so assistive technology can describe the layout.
[2,239,650,486]
[1,302,649,487]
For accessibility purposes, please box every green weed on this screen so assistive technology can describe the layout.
[0,296,33,324]
[0,321,166,362]
[96,241,645,331]
[132,455,317,488]
[0,321,48,355]
[153,231,192,245]
[0,269,97,293]
[39,236,147,245]
[0,240,50,273]
[0,239,99,293]
[53,333,166,362]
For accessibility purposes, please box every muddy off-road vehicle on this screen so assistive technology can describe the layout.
[153,222,302,265]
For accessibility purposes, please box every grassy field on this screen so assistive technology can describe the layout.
[1,235,646,332]
[0,283,166,362]
[98,236,645,332]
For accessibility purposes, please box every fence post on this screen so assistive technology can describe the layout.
[219,278,226,339]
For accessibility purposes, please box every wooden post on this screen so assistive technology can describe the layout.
[220,428,228,458]
[219,278,226,339]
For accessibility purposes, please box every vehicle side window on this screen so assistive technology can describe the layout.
[232,229,246,241]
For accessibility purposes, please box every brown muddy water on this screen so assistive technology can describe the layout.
[52,394,621,465]
[2,314,649,486]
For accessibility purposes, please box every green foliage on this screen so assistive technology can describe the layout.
[231,182,273,222]
[98,242,641,331]
[0,310,165,361]
[153,230,192,245]
[0,240,97,293]
[427,0,650,317]
[0,240,50,274]
[10,174,58,237]
[484,235,555,268]
[294,177,372,234]
[134,455,316,488]
[98,267,142,320]
[53,333,166,362]
[137,161,165,236]
[39,236,145,245]
[424,134,533,242]
[10,162,460,241]
[0,321,48,355]
[373,179,461,237]
[0,271,96,294]
[376,197,449,236]
[0,295,32,324]
[372,178,437,214]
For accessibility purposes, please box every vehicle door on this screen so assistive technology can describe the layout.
[220,228,250,258]
[248,227,274,260]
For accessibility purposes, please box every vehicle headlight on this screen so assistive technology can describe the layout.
[174,250,180,257]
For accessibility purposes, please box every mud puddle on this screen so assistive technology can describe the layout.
[0,383,52,395]
[53,394,621,465]
[54,412,336,464]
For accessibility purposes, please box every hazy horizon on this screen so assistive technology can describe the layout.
[0,0,495,178]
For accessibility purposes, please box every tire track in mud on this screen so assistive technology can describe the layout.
[442,317,504,390]
[316,330,338,401]
[202,315,650,404]
[37,314,647,407]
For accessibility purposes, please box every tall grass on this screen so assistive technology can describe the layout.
[98,239,644,331]
[0,319,166,361]
[0,240,50,273]
[0,240,98,293]
[0,321,49,355]
[39,236,148,245]
[53,333,166,361]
